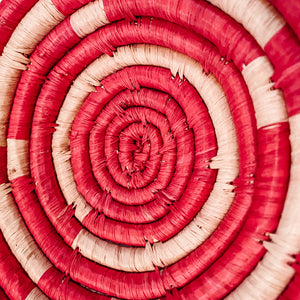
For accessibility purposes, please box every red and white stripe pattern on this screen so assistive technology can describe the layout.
[0,0,299,299]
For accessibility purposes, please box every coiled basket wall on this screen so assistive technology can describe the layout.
[0,0,299,299]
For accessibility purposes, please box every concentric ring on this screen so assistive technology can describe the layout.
[0,0,299,299]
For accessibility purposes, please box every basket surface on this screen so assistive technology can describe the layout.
[0,0,299,299]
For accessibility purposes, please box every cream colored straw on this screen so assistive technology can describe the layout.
[208,0,285,48]
[0,183,52,288]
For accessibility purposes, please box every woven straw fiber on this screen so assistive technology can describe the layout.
[0,0,299,299]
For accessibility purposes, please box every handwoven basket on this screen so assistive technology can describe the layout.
[0,0,299,299]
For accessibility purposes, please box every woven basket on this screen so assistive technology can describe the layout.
[0,0,299,299]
